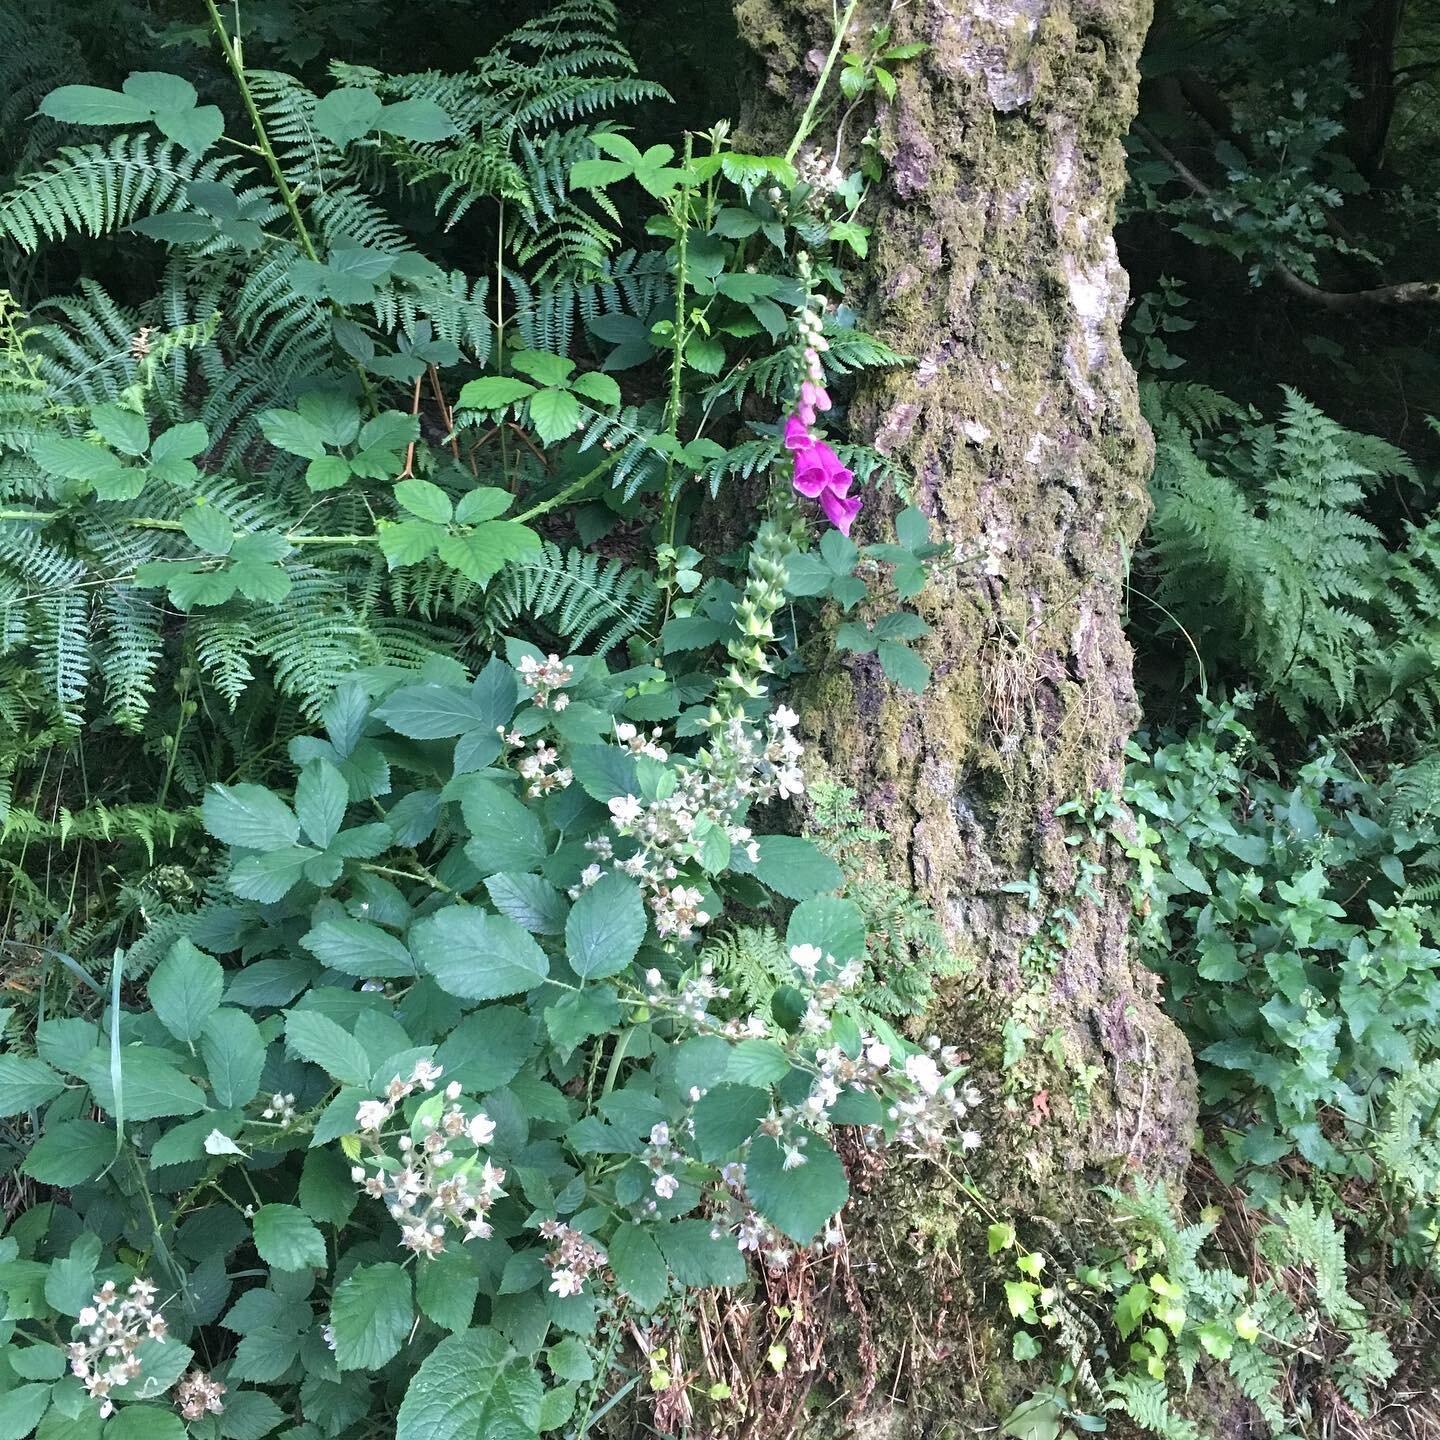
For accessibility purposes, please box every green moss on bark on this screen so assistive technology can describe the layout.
[732,0,1196,1431]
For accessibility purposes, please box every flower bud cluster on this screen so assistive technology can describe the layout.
[710,520,797,720]
[350,1065,506,1256]
[516,653,573,709]
[261,1091,296,1123]
[69,1279,166,1417]
[176,1368,226,1421]
[538,1219,608,1298]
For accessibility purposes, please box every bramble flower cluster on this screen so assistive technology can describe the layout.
[889,1039,984,1150]
[598,709,804,940]
[176,1368,226,1421]
[796,145,846,197]
[785,287,862,536]
[69,1279,166,1417]
[516,652,573,709]
[518,740,573,799]
[350,1064,506,1256]
[538,1219,608,1298]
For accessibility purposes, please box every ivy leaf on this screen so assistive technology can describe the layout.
[40,85,153,125]
[331,1262,413,1371]
[313,87,384,148]
[377,98,457,142]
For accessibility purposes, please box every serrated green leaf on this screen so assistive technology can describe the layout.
[565,872,646,979]
[331,1262,413,1371]
[252,1204,326,1271]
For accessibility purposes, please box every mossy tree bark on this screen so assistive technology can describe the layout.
[732,0,1198,1427]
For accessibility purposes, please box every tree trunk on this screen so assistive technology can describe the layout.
[733,0,1197,1427]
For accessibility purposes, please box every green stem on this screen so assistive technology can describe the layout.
[201,0,320,263]
[784,0,861,163]
[512,446,626,523]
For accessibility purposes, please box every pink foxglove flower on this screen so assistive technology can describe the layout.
[785,415,862,535]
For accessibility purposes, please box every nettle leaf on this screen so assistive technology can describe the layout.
[745,1134,849,1243]
[204,783,301,850]
[565,872,646,979]
[331,1262,413,1371]
[252,1203,326,1271]
[395,1327,541,1440]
